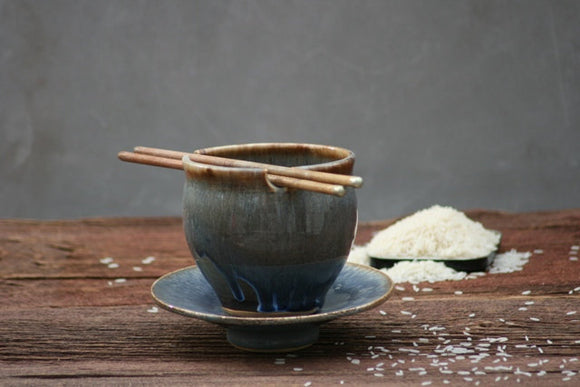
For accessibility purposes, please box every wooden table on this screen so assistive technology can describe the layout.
[1,209,579,385]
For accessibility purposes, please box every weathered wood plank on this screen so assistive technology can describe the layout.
[0,217,190,279]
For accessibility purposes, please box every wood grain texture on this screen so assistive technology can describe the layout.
[1,209,579,385]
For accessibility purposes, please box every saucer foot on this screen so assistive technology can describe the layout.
[226,324,319,352]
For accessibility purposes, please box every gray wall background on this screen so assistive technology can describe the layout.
[1,0,579,222]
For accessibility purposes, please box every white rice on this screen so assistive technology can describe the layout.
[367,205,500,259]
[346,206,533,284]
[488,250,531,274]
[381,260,467,284]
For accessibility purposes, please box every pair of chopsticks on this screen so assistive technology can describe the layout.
[118,147,363,197]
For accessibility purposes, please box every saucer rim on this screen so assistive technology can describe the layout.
[151,262,393,327]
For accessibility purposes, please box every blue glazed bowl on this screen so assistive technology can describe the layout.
[182,143,358,316]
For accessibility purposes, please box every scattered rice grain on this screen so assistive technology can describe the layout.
[142,256,156,264]
[100,257,114,264]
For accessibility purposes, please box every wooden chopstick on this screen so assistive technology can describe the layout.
[117,151,347,197]
[133,146,363,188]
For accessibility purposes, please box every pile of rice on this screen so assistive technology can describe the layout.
[347,205,530,284]
[366,205,500,259]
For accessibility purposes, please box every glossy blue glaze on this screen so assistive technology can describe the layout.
[194,255,346,313]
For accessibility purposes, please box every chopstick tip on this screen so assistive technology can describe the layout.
[118,151,130,160]
[333,186,346,197]
[350,176,363,188]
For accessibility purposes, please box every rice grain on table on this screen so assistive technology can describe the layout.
[142,256,156,264]
[100,257,114,264]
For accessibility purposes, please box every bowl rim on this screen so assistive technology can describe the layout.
[193,142,355,171]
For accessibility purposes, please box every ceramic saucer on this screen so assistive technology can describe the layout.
[151,262,393,352]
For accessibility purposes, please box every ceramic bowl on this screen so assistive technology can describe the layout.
[182,143,358,316]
